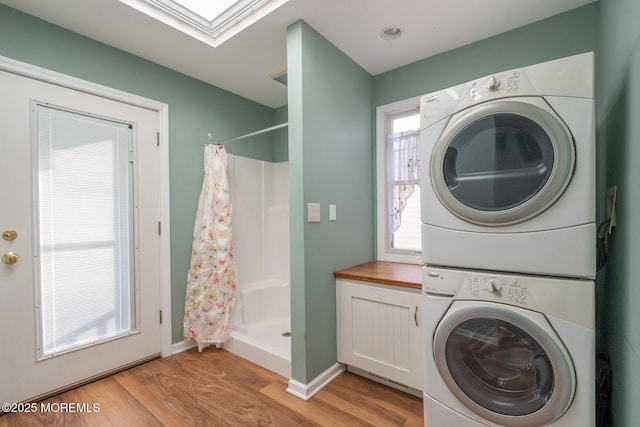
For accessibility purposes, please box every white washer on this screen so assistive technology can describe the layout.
[422,266,595,427]
[420,53,595,279]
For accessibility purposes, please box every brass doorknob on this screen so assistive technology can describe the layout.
[2,252,19,265]
[2,230,18,241]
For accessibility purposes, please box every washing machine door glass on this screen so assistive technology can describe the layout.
[446,317,553,414]
[431,98,575,225]
[434,302,575,426]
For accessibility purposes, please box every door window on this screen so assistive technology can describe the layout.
[34,104,138,358]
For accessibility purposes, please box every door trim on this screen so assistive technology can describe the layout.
[0,55,173,358]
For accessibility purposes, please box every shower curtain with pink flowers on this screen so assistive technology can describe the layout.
[183,144,237,352]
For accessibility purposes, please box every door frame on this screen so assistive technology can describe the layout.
[0,54,173,358]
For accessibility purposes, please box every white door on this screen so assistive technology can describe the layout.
[0,69,161,404]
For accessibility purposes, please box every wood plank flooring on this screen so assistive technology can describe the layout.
[0,348,424,426]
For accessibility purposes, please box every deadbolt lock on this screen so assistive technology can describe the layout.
[2,252,19,265]
[2,230,17,241]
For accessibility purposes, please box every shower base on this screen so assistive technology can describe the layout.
[223,280,291,378]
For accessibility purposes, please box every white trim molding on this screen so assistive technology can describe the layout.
[0,54,173,359]
[286,363,346,401]
[172,339,197,355]
[118,0,289,48]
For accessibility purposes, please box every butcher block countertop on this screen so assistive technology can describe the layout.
[334,261,422,290]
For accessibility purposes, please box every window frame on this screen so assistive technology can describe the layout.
[376,96,422,264]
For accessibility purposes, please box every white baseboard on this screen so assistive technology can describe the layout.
[171,339,197,355]
[286,363,346,401]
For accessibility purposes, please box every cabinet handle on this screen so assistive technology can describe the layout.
[414,306,419,326]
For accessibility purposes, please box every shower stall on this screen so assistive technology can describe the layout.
[223,154,291,378]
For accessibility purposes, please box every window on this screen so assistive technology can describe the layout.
[34,103,138,358]
[376,97,422,263]
[119,0,289,47]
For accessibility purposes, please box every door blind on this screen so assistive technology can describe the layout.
[34,104,137,358]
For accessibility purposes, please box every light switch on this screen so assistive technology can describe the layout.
[329,204,336,221]
[307,203,321,223]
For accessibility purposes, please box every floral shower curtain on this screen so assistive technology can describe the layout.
[183,144,237,351]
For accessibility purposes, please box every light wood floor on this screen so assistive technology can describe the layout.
[0,348,424,426]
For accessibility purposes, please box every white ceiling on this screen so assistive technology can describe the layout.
[1,0,596,108]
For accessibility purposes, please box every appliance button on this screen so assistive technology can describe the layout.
[486,76,500,91]
[486,278,502,293]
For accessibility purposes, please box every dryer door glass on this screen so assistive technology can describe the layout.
[430,99,575,225]
[444,114,554,211]
[444,317,554,416]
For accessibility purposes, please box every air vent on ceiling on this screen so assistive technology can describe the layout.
[271,69,288,86]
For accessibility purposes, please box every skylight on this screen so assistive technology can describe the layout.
[172,0,237,21]
[119,0,289,47]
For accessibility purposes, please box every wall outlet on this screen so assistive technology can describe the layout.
[329,204,336,221]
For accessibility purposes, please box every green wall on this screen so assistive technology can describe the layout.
[287,21,374,383]
[273,105,289,161]
[598,0,640,425]
[0,4,278,344]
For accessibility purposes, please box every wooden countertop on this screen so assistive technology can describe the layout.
[334,261,422,290]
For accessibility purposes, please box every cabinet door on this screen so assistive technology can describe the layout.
[337,279,423,390]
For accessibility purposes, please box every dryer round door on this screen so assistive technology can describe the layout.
[430,97,575,226]
[433,301,576,427]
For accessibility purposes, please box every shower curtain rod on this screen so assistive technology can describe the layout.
[214,122,288,145]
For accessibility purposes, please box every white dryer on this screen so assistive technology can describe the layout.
[420,53,595,279]
[422,266,595,427]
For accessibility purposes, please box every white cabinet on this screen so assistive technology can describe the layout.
[336,278,423,393]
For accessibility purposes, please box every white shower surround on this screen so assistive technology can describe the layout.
[223,154,291,378]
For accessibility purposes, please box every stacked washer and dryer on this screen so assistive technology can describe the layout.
[419,53,596,426]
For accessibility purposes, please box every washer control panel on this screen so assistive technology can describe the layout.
[423,267,535,308]
[424,266,595,328]
[462,275,529,306]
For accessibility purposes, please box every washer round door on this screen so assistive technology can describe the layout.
[430,97,575,226]
[433,301,576,427]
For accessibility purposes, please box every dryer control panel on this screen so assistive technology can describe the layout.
[419,53,594,131]
[458,69,534,113]
[467,70,522,102]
